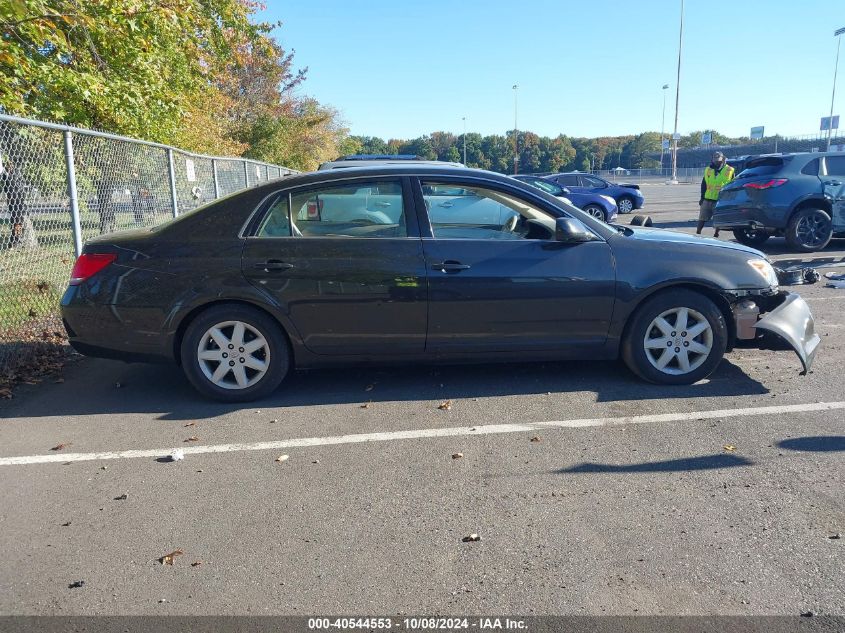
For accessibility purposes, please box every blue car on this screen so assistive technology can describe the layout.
[544,172,644,214]
[513,175,618,222]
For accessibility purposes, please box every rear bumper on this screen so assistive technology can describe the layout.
[713,201,790,230]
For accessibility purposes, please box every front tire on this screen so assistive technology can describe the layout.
[733,227,770,247]
[617,196,634,214]
[583,205,606,221]
[622,290,727,385]
[180,304,290,402]
[785,207,832,252]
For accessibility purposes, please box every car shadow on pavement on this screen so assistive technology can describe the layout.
[0,356,768,421]
[777,436,845,452]
[555,453,754,474]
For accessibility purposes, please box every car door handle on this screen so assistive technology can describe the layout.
[824,180,842,186]
[254,260,294,271]
[373,201,391,207]
[431,261,471,272]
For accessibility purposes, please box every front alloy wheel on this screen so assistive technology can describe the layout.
[622,289,727,385]
[584,205,606,221]
[617,196,634,214]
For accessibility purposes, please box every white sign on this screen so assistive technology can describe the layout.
[661,139,670,150]
[255,165,261,179]
[185,159,196,182]
[820,115,840,131]
[750,126,765,140]
[811,147,820,153]
[672,132,681,140]
[701,132,712,145]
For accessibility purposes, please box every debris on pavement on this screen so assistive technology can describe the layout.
[191,561,203,567]
[270,418,278,423]
[113,494,128,501]
[183,422,196,427]
[158,549,184,565]
[169,449,185,462]
[61,521,71,527]
[183,436,199,442]
[530,436,541,443]
[829,533,841,540]
[825,280,845,289]
[275,454,289,463]
[452,452,463,459]
[312,460,320,464]
[438,400,453,410]
[723,445,737,452]
[50,443,71,451]
[360,402,372,409]
[824,272,845,280]
[462,534,481,543]
[68,580,85,589]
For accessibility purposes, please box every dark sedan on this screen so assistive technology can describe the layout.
[544,172,645,213]
[512,175,618,222]
[62,166,819,402]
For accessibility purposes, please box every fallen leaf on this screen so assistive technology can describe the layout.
[438,400,452,410]
[530,436,541,443]
[462,534,481,543]
[183,436,199,442]
[452,452,464,459]
[28,308,37,317]
[61,521,71,527]
[829,533,841,540]
[275,454,289,463]
[191,561,203,567]
[723,444,737,452]
[183,422,196,427]
[50,443,71,451]
[159,549,183,565]
[270,418,278,423]
[360,402,372,409]
[68,580,85,589]
[312,460,320,464]
[113,494,128,501]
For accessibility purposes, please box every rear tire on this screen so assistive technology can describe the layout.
[733,227,770,247]
[622,289,727,385]
[180,304,290,402]
[583,205,606,221]
[785,207,832,252]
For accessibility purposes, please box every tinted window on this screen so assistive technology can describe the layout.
[289,180,406,238]
[522,178,562,195]
[555,174,579,186]
[825,156,845,176]
[256,195,291,237]
[736,157,785,179]
[582,175,607,188]
[422,181,556,241]
[801,158,820,176]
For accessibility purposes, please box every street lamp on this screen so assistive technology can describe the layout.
[660,84,669,172]
[671,0,684,183]
[462,116,467,165]
[512,84,519,175]
[826,27,845,151]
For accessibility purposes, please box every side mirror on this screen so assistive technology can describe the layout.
[560,187,571,194]
[555,217,596,243]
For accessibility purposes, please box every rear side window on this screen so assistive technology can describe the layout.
[256,195,291,237]
[824,156,845,176]
[801,158,820,176]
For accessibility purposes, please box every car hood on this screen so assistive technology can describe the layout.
[614,225,765,258]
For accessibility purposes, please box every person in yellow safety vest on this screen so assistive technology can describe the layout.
[697,151,735,238]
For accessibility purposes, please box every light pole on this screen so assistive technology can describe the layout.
[827,27,845,150]
[462,116,467,164]
[671,0,684,184]
[660,84,669,172]
[512,84,519,174]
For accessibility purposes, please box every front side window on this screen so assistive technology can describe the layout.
[582,175,607,188]
[555,174,579,186]
[524,178,562,195]
[421,180,557,241]
[290,180,406,238]
[256,195,291,237]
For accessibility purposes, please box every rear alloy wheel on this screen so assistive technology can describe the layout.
[617,196,634,214]
[732,227,770,247]
[785,207,832,252]
[583,205,606,221]
[622,289,727,385]
[181,304,289,402]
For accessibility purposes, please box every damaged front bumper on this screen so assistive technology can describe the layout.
[732,291,821,374]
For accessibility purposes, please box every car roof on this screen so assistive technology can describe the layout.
[318,158,464,170]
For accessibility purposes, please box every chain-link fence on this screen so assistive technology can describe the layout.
[0,113,297,377]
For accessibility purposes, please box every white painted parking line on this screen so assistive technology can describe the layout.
[1,401,844,467]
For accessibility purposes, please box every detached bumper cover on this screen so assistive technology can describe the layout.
[754,292,820,374]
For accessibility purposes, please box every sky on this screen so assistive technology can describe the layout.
[260,0,845,141]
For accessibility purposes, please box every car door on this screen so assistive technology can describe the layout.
[822,156,845,231]
[414,177,616,353]
[241,177,428,355]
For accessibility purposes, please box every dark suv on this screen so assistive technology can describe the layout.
[714,153,845,252]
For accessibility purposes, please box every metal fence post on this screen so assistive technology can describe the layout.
[211,159,221,199]
[63,130,83,258]
[243,160,250,188]
[166,148,179,218]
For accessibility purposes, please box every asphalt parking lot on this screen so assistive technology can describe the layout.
[1,183,844,616]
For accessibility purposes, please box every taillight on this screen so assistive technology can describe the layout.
[69,253,117,285]
[742,178,788,190]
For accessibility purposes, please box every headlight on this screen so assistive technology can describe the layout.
[747,259,778,287]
